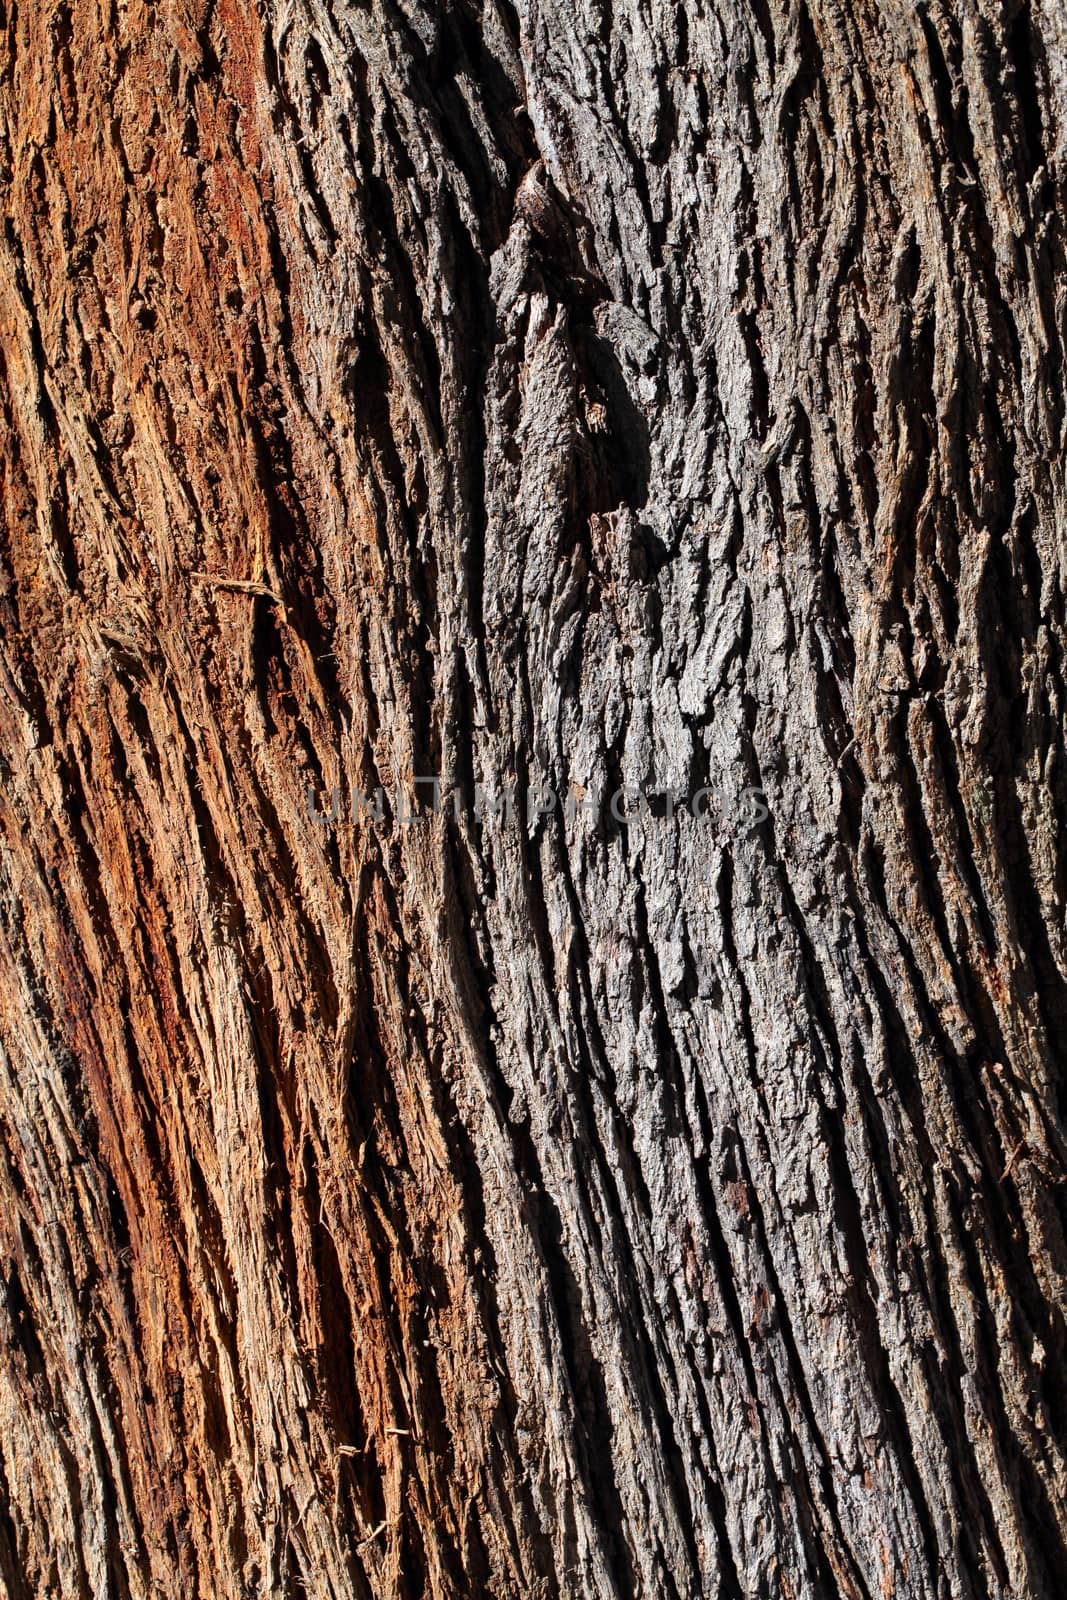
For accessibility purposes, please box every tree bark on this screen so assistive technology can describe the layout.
[2,0,1067,1596]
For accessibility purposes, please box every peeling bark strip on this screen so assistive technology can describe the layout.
[1,0,1066,1596]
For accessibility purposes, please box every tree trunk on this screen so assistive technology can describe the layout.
[2,0,1067,1596]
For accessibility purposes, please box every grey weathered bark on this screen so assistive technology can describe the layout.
[2,0,1067,1596]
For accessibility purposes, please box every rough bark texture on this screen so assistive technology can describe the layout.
[2,0,1067,1596]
